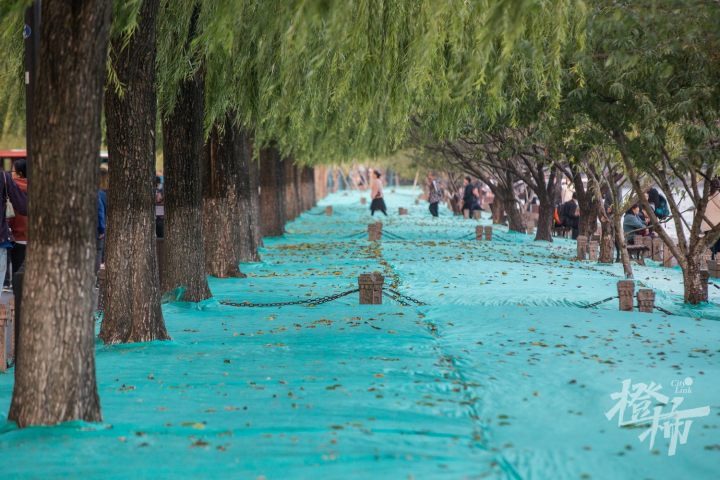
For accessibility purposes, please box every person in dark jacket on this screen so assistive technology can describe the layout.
[462,176,475,218]
[7,160,28,287]
[559,193,580,239]
[0,170,28,291]
[623,204,648,245]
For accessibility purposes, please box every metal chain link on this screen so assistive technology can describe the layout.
[581,296,618,309]
[220,288,359,308]
[383,287,427,306]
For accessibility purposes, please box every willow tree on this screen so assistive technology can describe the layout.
[101,0,170,343]
[157,0,210,301]
[9,0,111,427]
[569,0,720,303]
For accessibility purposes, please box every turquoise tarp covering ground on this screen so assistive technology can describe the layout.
[1,188,718,479]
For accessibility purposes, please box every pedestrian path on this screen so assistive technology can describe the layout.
[0,188,718,479]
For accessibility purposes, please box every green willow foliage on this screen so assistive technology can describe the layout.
[0,1,29,139]
[1,0,582,164]
[159,0,582,164]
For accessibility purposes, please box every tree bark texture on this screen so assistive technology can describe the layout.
[283,159,297,221]
[259,146,285,237]
[502,194,527,233]
[535,200,554,242]
[100,0,169,345]
[161,26,211,301]
[314,166,328,200]
[301,166,315,211]
[9,0,111,427]
[202,117,245,278]
[683,258,704,304]
[572,173,599,238]
[237,129,261,262]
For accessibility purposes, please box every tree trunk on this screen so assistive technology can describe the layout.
[202,117,245,278]
[534,196,554,241]
[259,146,285,237]
[683,253,705,304]
[503,194,526,233]
[161,16,210,301]
[614,212,634,278]
[283,159,297,221]
[237,129,261,262]
[100,0,168,344]
[246,136,263,251]
[302,166,316,211]
[9,0,111,427]
[293,164,303,216]
[490,199,505,224]
[572,174,599,237]
[599,209,614,264]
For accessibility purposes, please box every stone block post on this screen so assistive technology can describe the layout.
[472,210,481,220]
[325,206,333,216]
[663,243,675,268]
[0,302,14,372]
[463,209,470,219]
[475,226,484,241]
[360,197,366,205]
[637,289,655,313]
[358,272,384,304]
[588,240,599,262]
[484,226,493,241]
[651,238,663,262]
[708,259,720,278]
[398,207,408,216]
[576,235,588,260]
[368,222,382,241]
[617,280,635,311]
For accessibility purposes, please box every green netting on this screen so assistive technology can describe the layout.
[1,188,718,479]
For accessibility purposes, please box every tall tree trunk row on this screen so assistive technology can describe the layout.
[202,116,245,278]
[101,0,168,344]
[9,0,112,427]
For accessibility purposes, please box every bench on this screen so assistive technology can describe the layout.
[627,245,650,266]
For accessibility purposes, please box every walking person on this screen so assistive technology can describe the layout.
[427,172,442,217]
[462,176,475,218]
[0,168,28,291]
[559,193,581,239]
[370,170,387,216]
[8,159,28,283]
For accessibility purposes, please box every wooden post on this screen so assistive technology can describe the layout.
[368,222,382,241]
[475,226,483,241]
[472,210,481,220]
[358,272,384,304]
[463,209,470,219]
[325,206,333,216]
[484,225,492,241]
[637,289,655,313]
[576,235,588,260]
[617,280,635,311]
[398,207,408,215]
[588,240,599,261]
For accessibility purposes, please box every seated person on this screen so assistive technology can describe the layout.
[623,204,648,245]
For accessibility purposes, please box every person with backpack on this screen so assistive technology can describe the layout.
[559,193,580,239]
[0,168,27,292]
[647,188,670,220]
[426,172,443,217]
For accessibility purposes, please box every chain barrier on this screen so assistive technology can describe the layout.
[383,287,427,306]
[339,231,366,240]
[581,296,618,309]
[653,305,675,316]
[220,288,359,308]
[382,230,409,241]
[382,290,412,306]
